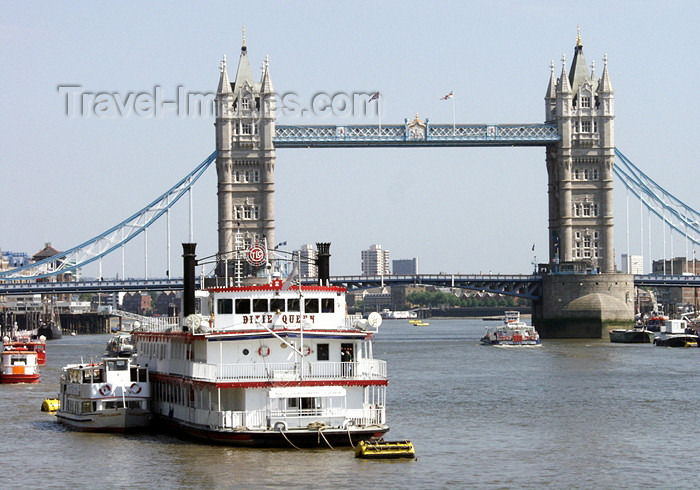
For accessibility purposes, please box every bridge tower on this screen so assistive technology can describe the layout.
[545,29,615,273]
[215,32,276,275]
[535,31,633,338]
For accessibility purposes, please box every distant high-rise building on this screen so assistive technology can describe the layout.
[621,254,643,274]
[361,244,390,276]
[393,258,419,275]
[296,244,318,279]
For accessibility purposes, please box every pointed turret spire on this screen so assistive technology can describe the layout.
[599,53,613,93]
[545,60,557,99]
[558,54,571,93]
[233,27,256,98]
[261,54,274,93]
[217,54,232,94]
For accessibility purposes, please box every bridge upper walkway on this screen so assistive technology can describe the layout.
[274,123,560,147]
[1,274,698,299]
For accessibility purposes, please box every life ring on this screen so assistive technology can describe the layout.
[304,346,312,356]
[258,346,270,357]
[98,383,112,396]
[129,382,142,394]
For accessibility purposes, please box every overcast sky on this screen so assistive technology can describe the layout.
[2,1,697,278]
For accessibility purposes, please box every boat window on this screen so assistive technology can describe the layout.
[235,298,251,314]
[69,369,81,383]
[218,298,233,314]
[317,343,329,361]
[287,298,300,312]
[253,298,269,313]
[270,298,285,313]
[305,298,319,313]
[106,359,129,371]
[321,298,334,313]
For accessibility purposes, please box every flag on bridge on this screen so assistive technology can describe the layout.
[369,92,380,102]
[441,91,454,100]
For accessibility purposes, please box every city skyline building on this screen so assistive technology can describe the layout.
[393,258,419,275]
[361,244,390,276]
[621,254,643,275]
[296,243,318,279]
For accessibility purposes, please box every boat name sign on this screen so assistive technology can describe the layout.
[241,314,317,326]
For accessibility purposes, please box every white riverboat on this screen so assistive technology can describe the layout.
[480,311,541,346]
[131,243,389,447]
[56,357,151,431]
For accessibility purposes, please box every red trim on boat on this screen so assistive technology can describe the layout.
[150,373,388,389]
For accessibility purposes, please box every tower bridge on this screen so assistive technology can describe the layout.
[3,31,699,337]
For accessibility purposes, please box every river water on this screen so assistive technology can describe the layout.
[2,318,699,489]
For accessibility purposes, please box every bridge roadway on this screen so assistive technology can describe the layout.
[1,274,698,298]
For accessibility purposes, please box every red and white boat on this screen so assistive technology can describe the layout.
[3,333,46,365]
[480,311,541,346]
[1,345,41,384]
[131,242,389,447]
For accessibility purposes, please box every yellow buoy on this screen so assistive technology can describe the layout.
[41,398,60,412]
[355,440,416,459]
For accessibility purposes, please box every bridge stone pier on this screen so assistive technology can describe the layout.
[533,274,634,338]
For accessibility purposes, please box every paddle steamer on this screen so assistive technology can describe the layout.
[132,243,389,447]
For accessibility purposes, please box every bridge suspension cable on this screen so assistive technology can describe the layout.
[614,148,700,247]
[0,150,218,281]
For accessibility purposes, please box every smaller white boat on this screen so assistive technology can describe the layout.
[105,331,135,357]
[480,311,541,346]
[56,357,151,432]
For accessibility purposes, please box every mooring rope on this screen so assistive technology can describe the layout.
[280,429,301,450]
[318,428,334,449]
[346,427,356,448]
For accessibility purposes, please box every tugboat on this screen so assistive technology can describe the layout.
[480,311,541,346]
[131,242,389,447]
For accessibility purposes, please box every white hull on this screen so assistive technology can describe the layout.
[56,408,151,432]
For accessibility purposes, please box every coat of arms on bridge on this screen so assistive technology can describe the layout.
[407,113,427,140]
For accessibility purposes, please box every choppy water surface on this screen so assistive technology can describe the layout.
[2,319,699,489]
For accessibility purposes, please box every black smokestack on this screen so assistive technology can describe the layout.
[316,242,331,286]
[182,243,197,318]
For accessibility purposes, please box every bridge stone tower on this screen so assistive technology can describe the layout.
[535,31,634,338]
[215,34,276,275]
[545,30,615,273]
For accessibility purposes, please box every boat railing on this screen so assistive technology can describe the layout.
[198,406,385,430]
[214,359,386,382]
[161,359,387,382]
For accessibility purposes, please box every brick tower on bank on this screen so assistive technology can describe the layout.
[214,33,276,276]
[534,31,634,337]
